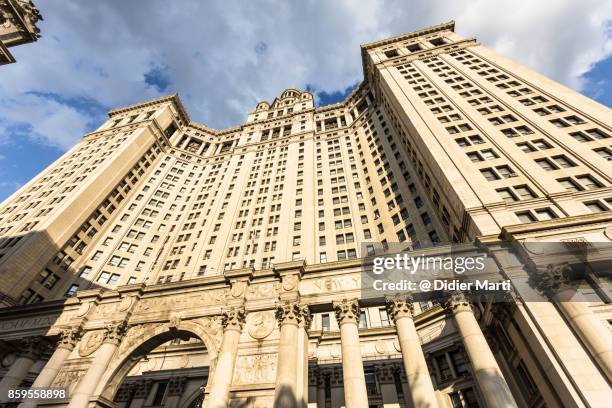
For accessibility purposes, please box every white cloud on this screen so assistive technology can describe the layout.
[0,0,610,152]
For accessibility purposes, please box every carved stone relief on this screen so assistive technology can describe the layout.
[233,353,277,385]
[79,330,105,357]
[246,311,275,340]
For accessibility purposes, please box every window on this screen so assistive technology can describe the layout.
[585,201,607,213]
[467,152,483,162]
[379,308,391,327]
[321,313,331,331]
[514,185,536,199]
[496,165,515,178]
[319,252,327,263]
[535,208,557,220]
[576,175,602,190]
[558,177,582,192]
[65,284,79,298]
[553,155,576,168]
[532,139,552,150]
[436,354,453,381]
[481,149,498,160]
[480,168,499,181]
[152,382,168,406]
[535,158,557,171]
[516,212,536,223]
[384,49,399,58]
[358,311,368,329]
[594,147,612,161]
[497,188,517,202]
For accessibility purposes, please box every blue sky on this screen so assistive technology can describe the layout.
[0,0,611,202]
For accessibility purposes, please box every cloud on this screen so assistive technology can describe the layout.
[0,0,609,155]
[144,64,172,93]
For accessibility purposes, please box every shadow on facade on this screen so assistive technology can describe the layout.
[271,385,297,408]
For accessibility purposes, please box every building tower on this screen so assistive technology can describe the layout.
[0,0,42,65]
[0,21,610,408]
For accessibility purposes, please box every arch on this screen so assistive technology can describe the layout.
[93,319,218,402]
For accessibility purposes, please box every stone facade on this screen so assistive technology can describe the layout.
[0,0,42,65]
[0,21,611,408]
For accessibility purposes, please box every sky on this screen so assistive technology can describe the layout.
[0,0,611,202]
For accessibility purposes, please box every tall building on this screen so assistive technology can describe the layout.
[0,21,611,408]
[0,0,42,65]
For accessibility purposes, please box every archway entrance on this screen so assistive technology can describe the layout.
[96,325,216,408]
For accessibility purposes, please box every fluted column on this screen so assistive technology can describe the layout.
[333,299,368,408]
[445,292,517,408]
[386,296,438,408]
[68,321,128,408]
[532,263,612,381]
[205,307,245,408]
[0,337,42,403]
[297,305,312,408]
[19,327,83,408]
[274,300,302,408]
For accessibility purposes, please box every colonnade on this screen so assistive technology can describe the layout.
[2,289,610,407]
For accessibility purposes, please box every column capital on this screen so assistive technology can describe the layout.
[443,291,473,313]
[529,262,575,297]
[221,306,246,332]
[57,326,83,350]
[18,336,44,359]
[385,294,414,321]
[333,298,360,325]
[103,320,128,345]
[275,300,302,326]
[300,304,312,329]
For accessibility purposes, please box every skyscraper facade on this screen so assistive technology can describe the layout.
[0,21,610,408]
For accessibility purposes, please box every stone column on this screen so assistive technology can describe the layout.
[164,376,187,407]
[297,306,312,408]
[205,307,245,408]
[532,263,612,381]
[20,328,83,408]
[386,296,438,408]
[129,380,152,408]
[0,337,42,403]
[333,299,368,408]
[376,365,401,408]
[67,321,128,408]
[445,292,517,408]
[274,300,302,408]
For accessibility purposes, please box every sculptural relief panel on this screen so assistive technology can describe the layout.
[246,311,275,341]
[233,353,277,385]
[134,289,227,314]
